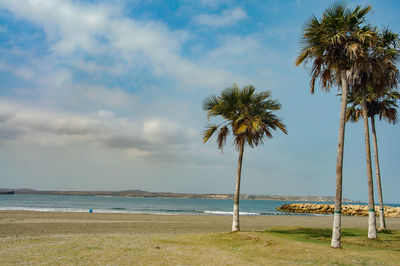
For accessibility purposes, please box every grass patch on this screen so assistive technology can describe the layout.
[1,229,400,265]
[266,227,400,251]
[83,246,103,250]
[266,227,365,244]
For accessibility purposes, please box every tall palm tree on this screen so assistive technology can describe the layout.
[295,2,375,248]
[203,84,287,232]
[347,28,399,237]
[348,44,378,239]
[347,89,399,231]
[370,92,398,231]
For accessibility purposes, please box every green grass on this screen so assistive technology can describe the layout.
[267,227,400,250]
[1,229,399,265]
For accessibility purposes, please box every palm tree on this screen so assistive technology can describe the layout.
[372,31,400,231]
[370,92,398,231]
[347,28,399,237]
[203,84,287,232]
[295,2,375,248]
[347,89,399,231]
[348,45,378,239]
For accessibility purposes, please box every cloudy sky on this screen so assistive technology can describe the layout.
[1,0,399,203]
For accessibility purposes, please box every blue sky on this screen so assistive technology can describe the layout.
[0,0,399,203]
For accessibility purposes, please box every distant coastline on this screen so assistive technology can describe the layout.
[0,190,15,195]
[0,188,354,202]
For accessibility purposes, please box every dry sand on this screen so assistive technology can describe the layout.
[2,211,400,265]
[1,211,399,237]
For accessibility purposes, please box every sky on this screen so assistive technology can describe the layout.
[0,0,399,203]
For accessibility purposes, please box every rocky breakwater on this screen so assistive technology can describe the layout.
[277,203,400,217]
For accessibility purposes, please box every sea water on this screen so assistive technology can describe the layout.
[1,194,398,216]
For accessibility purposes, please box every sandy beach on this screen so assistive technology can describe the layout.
[1,211,400,236]
[1,211,400,265]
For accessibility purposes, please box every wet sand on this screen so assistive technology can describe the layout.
[1,211,399,237]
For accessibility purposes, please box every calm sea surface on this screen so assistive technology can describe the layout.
[1,194,399,216]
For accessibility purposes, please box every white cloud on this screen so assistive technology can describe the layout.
[0,0,235,90]
[194,7,247,27]
[0,0,114,54]
[0,61,39,83]
[13,66,35,80]
[97,110,114,119]
[81,86,137,107]
[197,34,289,88]
[0,103,102,137]
[0,101,198,157]
[143,119,197,145]
[71,59,125,76]
[197,0,232,8]
[206,35,262,66]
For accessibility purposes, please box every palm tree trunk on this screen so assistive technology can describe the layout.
[361,90,377,239]
[232,139,244,232]
[371,115,386,231]
[331,73,348,249]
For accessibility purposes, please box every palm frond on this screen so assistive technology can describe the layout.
[346,106,362,123]
[202,94,219,111]
[381,107,398,124]
[203,124,219,143]
[296,2,375,95]
[276,121,288,135]
[202,85,287,150]
[353,5,372,22]
[217,126,229,150]
[295,49,311,66]
[346,86,399,124]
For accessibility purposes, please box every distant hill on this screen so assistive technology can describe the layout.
[0,188,354,202]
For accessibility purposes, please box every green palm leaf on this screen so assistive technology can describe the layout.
[203,124,218,143]
[203,84,287,149]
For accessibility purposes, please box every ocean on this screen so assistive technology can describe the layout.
[1,194,398,216]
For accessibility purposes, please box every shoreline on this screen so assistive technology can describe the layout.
[0,189,354,202]
[0,207,331,216]
[1,210,399,237]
